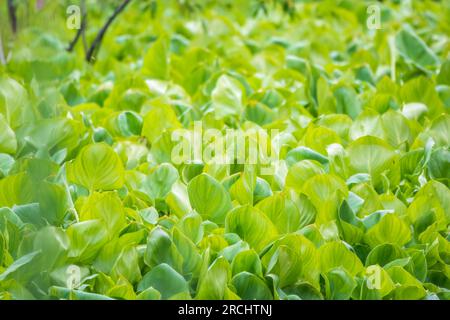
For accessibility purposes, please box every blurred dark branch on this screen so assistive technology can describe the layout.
[67,0,87,52]
[85,0,133,63]
[7,0,18,33]
[82,20,88,53]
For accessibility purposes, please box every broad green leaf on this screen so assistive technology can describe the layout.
[143,163,179,199]
[172,227,202,275]
[366,243,408,267]
[323,267,357,300]
[136,287,161,300]
[319,241,364,276]
[364,214,411,248]
[142,104,182,144]
[400,77,445,119]
[177,211,204,245]
[395,26,439,70]
[138,263,189,299]
[188,173,232,224]
[229,166,256,205]
[117,111,143,137]
[0,114,17,155]
[347,136,399,188]
[196,256,230,300]
[261,234,319,288]
[285,160,325,192]
[144,227,183,272]
[256,193,301,233]
[333,86,361,119]
[0,76,35,129]
[0,251,40,282]
[301,174,348,225]
[79,192,127,238]
[211,75,245,119]
[166,181,192,218]
[0,173,69,226]
[143,36,169,79]
[386,266,426,300]
[67,143,125,191]
[231,249,263,277]
[285,146,328,167]
[49,286,114,300]
[67,220,108,263]
[231,272,273,300]
[363,265,395,298]
[225,205,278,252]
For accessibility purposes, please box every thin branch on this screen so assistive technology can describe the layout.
[85,0,132,63]
[67,0,87,52]
[81,16,88,53]
[7,0,18,34]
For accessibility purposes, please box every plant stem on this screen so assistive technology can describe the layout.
[85,0,132,63]
[7,0,18,34]
[67,0,87,52]
[389,35,396,82]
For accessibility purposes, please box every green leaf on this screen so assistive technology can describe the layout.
[437,59,450,86]
[364,214,411,249]
[225,205,278,252]
[0,76,35,129]
[285,147,329,167]
[366,243,408,267]
[79,192,127,238]
[319,241,364,276]
[285,160,325,192]
[0,251,40,282]
[166,181,193,218]
[261,234,319,288]
[301,174,348,225]
[395,26,439,70]
[67,143,125,191]
[231,272,273,300]
[230,166,256,205]
[347,136,399,188]
[143,36,169,79]
[363,265,395,298]
[400,77,445,119]
[172,227,202,275]
[386,266,426,300]
[177,211,204,245]
[196,256,230,300]
[138,263,188,299]
[144,227,183,272]
[323,267,357,300]
[333,86,362,119]
[211,75,245,119]
[427,148,450,182]
[67,220,109,263]
[117,111,143,137]
[0,153,15,178]
[256,193,301,233]
[188,173,232,224]
[0,114,17,155]
[231,249,263,277]
[49,286,114,300]
[142,104,182,144]
[143,163,179,199]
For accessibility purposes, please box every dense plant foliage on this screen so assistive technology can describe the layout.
[0,0,449,300]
